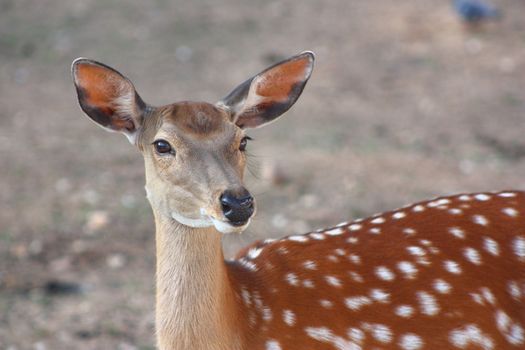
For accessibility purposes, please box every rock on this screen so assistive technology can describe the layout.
[84,211,109,234]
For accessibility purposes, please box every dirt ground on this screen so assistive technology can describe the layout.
[1,0,524,348]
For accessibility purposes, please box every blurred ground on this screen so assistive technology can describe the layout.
[1,0,524,348]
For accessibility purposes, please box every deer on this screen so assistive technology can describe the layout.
[72,51,525,350]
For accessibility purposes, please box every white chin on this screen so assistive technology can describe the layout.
[171,211,213,228]
[211,218,250,234]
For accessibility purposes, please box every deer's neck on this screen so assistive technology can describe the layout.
[153,214,243,350]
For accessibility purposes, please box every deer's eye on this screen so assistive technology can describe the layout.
[239,136,252,152]
[153,140,174,155]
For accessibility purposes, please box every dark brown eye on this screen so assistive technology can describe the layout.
[153,140,173,155]
[239,136,252,152]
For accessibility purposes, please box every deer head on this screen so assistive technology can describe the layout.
[72,52,314,234]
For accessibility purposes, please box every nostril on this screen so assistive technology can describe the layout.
[239,196,254,208]
[220,195,233,214]
[220,190,255,225]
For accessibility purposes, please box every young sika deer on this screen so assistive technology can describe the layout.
[72,52,525,350]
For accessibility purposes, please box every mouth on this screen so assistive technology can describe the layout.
[211,217,250,234]
[171,209,251,234]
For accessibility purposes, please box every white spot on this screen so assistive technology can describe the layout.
[283,309,296,326]
[449,324,494,350]
[507,281,522,300]
[303,260,317,270]
[483,237,499,256]
[403,228,416,235]
[471,292,484,305]
[373,329,392,345]
[495,310,525,346]
[320,299,333,308]
[349,254,361,264]
[345,296,372,310]
[327,255,339,263]
[277,247,289,255]
[444,260,462,274]
[347,328,365,343]
[303,279,315,288]
[397,261,418,279]
[305,327,361,350]
[247,247,263,259]
[362,323,392,344]
[474,193,491,201]
[285,273,299,286]
[288,235,309,242]
[346,237,359,244]
[253,291,264,310]
[310,233,326,240]
[399,333,424,350]
[241,288,252,306]
[325,275,342,287]
[370,288,390,303]
[433,279,452,294]
[407,246,426,256]
[369,227,381,234]
[449,227,466,239]
[449,208,463,215]
[371,216,386,224]
[266,340,282,350]
[349,224,362,231]
[392,211,406,219]
[417,291,440,316]
[464,247,482,265]
[458,194,472,201]
[262,307,273,322]
[335,248,347,256]
[349,271,364,283]
[336,221,351,227]
[395,305,415,318]
[503,207,519,217]
[239,258,258,271]
[305,327,332,342]
[428,198,450,208]
[412,205,425,212]
[513,236,525,261]
[498,192,517,198]
[375,266,395,281]
[481,287,496,305]
[473,215,489,226]
[326,227,344,236]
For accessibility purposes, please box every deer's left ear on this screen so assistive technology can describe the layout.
[217,51,315,129]
[72,58,147,144]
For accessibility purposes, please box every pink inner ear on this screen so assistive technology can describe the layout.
[76,64,124,114]
[75,63,136,131]
[254,57,311,102]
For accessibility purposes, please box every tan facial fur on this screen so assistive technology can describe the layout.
[140,102,251,234]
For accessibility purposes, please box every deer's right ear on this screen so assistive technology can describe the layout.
[72,58,146,144]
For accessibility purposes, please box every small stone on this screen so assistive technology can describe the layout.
[84,211,109,234]
[107,254,127,269]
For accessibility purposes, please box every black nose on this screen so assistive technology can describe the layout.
[220,189,254,226]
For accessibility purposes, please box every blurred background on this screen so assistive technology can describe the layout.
[1,0,524,348]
